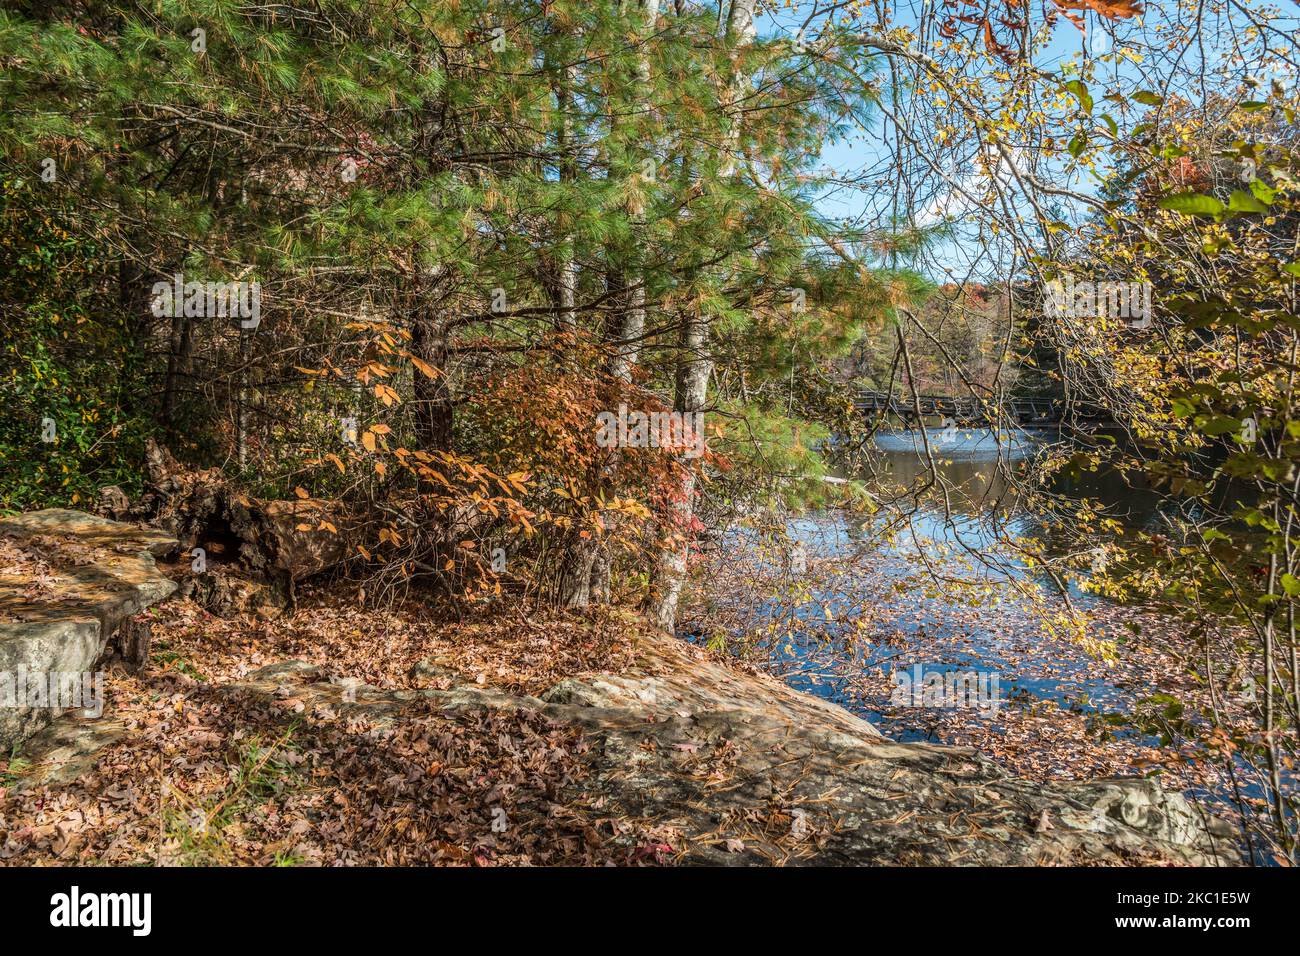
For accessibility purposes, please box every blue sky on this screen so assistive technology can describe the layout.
[753,2,1297,280]
[751,3,1116,278]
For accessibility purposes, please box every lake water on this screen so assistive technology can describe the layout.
[683,424,1282,861]
[684,426,1178,751]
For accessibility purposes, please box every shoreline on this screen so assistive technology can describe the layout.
[2,510,1242,865]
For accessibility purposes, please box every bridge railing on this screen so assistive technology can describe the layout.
[854,391,1107,425]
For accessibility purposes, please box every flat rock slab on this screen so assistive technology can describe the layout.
[4,711,128,791]
[538,625,884,743]
[6,615,1241,866]
[219,652,1240,866]
[0,509,177,748]
[0,509,176,559]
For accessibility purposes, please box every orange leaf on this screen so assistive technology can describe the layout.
[410,356,440,379]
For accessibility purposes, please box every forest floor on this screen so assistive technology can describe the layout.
[0,591,683,865]
[1,580,1243,866]
[0,509,1248,867]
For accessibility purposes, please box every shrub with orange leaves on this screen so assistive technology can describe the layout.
[462,336,692,602]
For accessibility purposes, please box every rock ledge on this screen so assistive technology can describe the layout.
[0,509,177,747]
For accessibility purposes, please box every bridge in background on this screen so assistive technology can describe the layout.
[855,391,1110,427]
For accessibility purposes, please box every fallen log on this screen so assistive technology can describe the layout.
[131,439,356,594]
[128,439,506,604]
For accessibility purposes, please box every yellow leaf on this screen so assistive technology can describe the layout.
[362,431,376,452]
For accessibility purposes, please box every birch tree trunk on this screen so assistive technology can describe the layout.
[648,307,709,629]
[610,0,660,382]
[560,0,661,608]
[648,0,755,631]
[549,47,578,331]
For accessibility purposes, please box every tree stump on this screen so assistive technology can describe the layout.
[118,614,152,671]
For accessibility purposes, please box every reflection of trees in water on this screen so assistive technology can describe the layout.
[860,430,1217,565]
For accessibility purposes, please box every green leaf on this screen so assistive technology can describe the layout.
[1157,192,1225,216]
[1282,573,1300,597]
[1198,414,1246,436]
[1228,189,1268,213]
[1063,79,1093,114]
[1249,179,1278,204]
[1133,90,1164,106]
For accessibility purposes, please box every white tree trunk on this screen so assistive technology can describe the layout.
[647,0,756,631]
[610,0,660,381]
[561,0,662,608]
[649,311,709,629]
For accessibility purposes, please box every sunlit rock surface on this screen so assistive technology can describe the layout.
[5,510,1238,865]
[219,642,1239,866]
[0,509,176,748]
